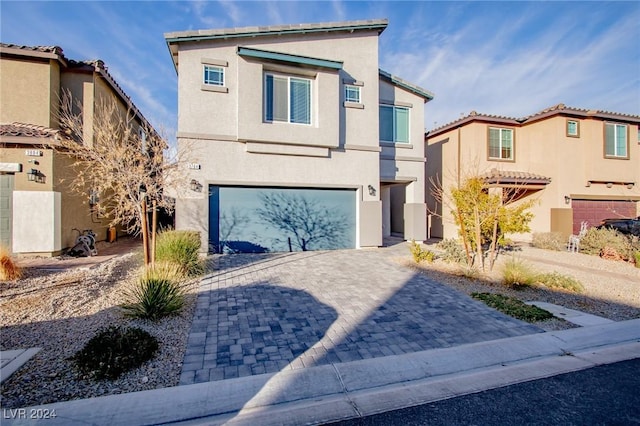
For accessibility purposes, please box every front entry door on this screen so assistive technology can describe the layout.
[0,174,14,252]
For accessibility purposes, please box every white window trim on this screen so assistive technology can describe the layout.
[488,127,514,161]
[604,122,628,158]
[203,65,225,87]
[344,85,361,104]
[566,119,580,138]
[263,72,313,126]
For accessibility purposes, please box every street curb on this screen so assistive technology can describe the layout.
[3,319,639,426]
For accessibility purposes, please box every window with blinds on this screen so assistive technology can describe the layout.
[264,74,311,125]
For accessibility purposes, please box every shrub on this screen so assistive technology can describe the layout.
[122,266,186,320]
[155,230,203,276]
[531,232,565,251]
[458,264,481,279]
[0,246,21,281]
[579,227,633,260]
[436,238,467,264]
[409,240,435,263]
[502,257,537,288]
[73,326,158,380]
[634,252,640,268]
[471,293,553,322]
[535,272,584,293]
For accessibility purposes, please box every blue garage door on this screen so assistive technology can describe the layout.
[209,186,356,253]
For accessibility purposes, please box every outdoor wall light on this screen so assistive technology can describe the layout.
[606,182,613,188]
[28,159,39,165]
[627,183,634,189]
[27,168,38,182]
[564,195,571,205]
[368,184,376,197]
[27,168,46,184]
[190,179,203,192]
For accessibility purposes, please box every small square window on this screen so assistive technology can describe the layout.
[204,65,224,86]
[567,119,580,137]
[345,85,361,103]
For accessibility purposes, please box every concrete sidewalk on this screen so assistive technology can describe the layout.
[4,318,639,426]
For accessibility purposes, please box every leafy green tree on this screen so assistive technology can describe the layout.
[450,177,535,271]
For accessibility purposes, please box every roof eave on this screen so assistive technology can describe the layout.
[0,45,68,67]
[164,20,388,44]
[378,69,434,102]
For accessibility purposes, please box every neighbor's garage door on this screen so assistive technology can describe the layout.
[209,186,357,253]
[572,200,637,234]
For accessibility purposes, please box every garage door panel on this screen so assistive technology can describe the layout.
[210,186,356,253]
[572,200,637,234]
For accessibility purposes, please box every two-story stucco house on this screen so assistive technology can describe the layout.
[426,104,640,240]
[165,19,433,253]
[0,43,153,255]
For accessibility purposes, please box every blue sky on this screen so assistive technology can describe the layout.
[2,1,639,142]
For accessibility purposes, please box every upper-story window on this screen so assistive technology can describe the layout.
[379,105,409,143]
[566,119,580,137]
[345,85,361,103]
[264,73,311,125]
[488,127,514,161]
[604,122,628,158]
[138,127,147,153]
[204,65,224,86]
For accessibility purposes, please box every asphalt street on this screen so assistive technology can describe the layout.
[329,358,640,426]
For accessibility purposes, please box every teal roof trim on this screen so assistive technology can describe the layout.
[379,69,434,101]
[238,47,343,70]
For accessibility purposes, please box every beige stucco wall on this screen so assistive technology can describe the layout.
[177,32,381,149]
[178,138,380,250]
[0,57,55,127]
[53,152,111,249]
[378,79,427,239]
[174,30,390,250]
[426,116,640,240]
[0,147,54,191]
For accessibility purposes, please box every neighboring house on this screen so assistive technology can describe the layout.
[165,19,433,253]
[426,103,640,240]
[0,43,152,255]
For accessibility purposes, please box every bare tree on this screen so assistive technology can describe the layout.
[52,90,182,265]
[219,207,250,252]
[256,192,350,251]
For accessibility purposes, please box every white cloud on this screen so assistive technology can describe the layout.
[218,0,243,25]
[380,3,640,130]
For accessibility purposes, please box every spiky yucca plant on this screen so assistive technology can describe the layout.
[122,264,186,320]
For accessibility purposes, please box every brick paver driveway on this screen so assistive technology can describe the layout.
[179,242,541,384]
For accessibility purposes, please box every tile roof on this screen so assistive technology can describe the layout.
[0,43,63,55]
[429,103,640,136]
[0,122,61,139]
[481,168,551,184]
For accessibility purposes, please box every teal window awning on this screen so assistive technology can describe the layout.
[238,47,343,70]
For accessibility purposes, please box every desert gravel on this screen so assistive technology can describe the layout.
[1,242,638,409]
[0,253,199,409]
